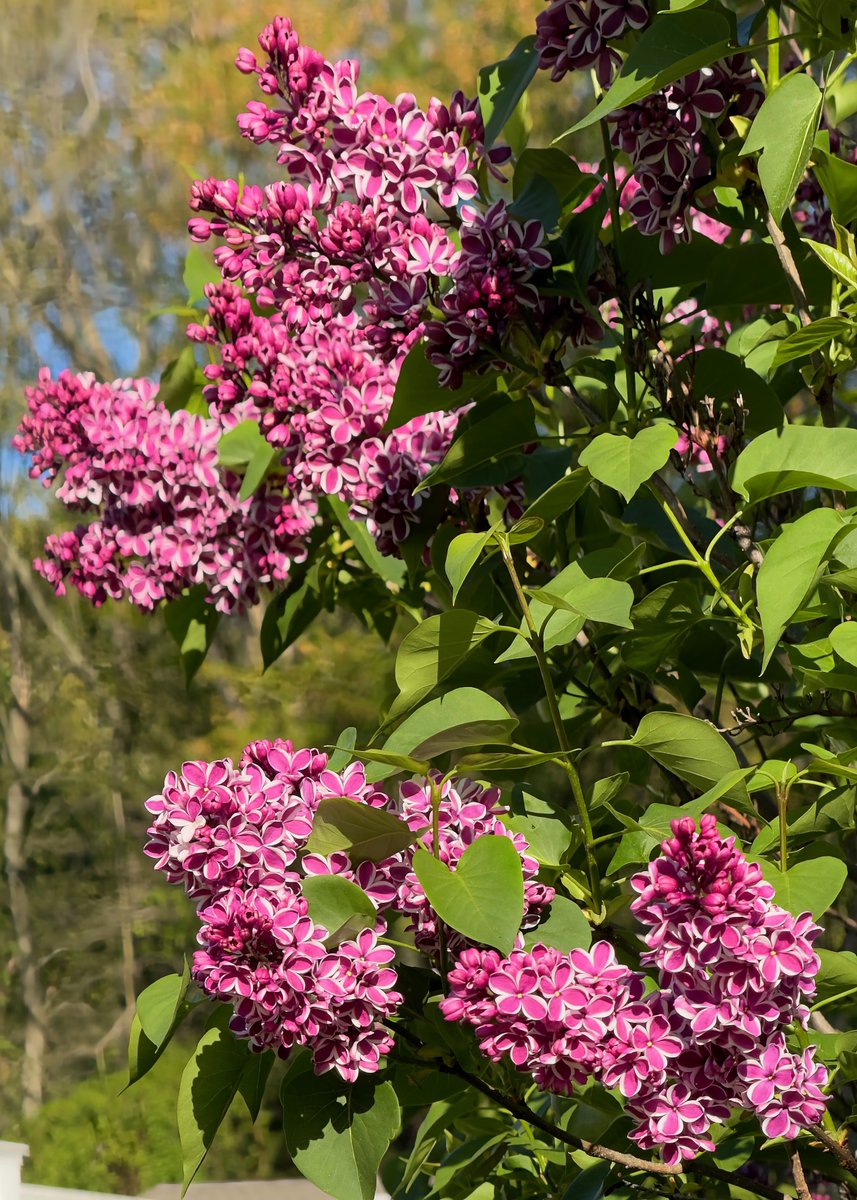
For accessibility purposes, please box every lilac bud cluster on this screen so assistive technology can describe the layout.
[441,815,828,1164]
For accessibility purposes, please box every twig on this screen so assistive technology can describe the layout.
[812,1125,857,1178]
[765,211,811,326]
[764,210,838,430]
[791,1145,812,1200]
[651,472,710,557]
[444,1057,789,1200]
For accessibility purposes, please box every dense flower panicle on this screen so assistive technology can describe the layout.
[442,816,828,1163]
[13,368,313,612]
[188,284,459,554]
[233,17,508,212]
[608,58,763,252]
[145,745,551,1080]
[145,743,403,1079]
[441,940,649,1096]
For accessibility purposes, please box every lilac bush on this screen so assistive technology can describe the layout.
[14,4,857,1199]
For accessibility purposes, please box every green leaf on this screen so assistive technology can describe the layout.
[741,72,823,225]
[164,585,220,683]
[564,12,732,134]
[454,749,565,772]
[756,507,844,668]
[240,445,277,501]
[306,797,421,864]
[127,1016,160,1089]
[217,420,270,468]
[529,562,634,629]
[327,496,406,585]
[328,727,358,773]
[523,468,590,523]
[623,227,728,289]
[591,773,629,811]
[393,611,499,711]
[578,423,677,502]
[384,340,486,431]
[302,876,377,942]
[732,424,857,502]
[525,896,592,953]
[158,345,199,413]
[816,949,857,1003]
[561,1162,612,1200]
[503,792,574,866]
[830,621,857,666]
[813,146,857,225]
[260,579,324,669]
[511,150,594,230]
[281,1052,400,1200]
[417,400,536,492]
[478,36,539,147]
[177,1011,255,1192]
[183,244,221,306]
[624,711,748,799]
[136,965,190,1050]
[239,1052,274,1122]
[445,530,498,603]
[758,857,847,918]
[623,580,702,670]
[413,835,525,954]
[771,316,851,367]
[804,238,857,291]
[358,748,431,776]
[378,688,518,774]
[705,241,829,308]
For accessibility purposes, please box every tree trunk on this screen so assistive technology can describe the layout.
[2,579,46,1116]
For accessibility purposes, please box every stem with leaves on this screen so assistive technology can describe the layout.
[498,535,602,911]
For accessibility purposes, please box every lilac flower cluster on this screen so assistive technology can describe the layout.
[536,0,650,86]
[145,744,402,1080]
[13,369,313,612]
[189,16,558,382]
[441,816,828,1165]
[609,60,763,252]
[187,285,459,554]
[16,17,608,613]
[144,745,551,1079]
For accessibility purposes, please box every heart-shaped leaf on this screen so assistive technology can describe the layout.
[413,836,525,954]
[578,424,677,502]
[281,1050,400,1200]
[759,856,847,918]
[372,688,518,782]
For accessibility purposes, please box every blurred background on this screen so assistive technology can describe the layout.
[0,1,579,1190]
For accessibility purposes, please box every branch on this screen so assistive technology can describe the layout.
[812,1126,857,1178]
[791,1146,812,1200]
[765,212,811,326]
[390,1024,787,1200]
[446,1059,788,1200]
